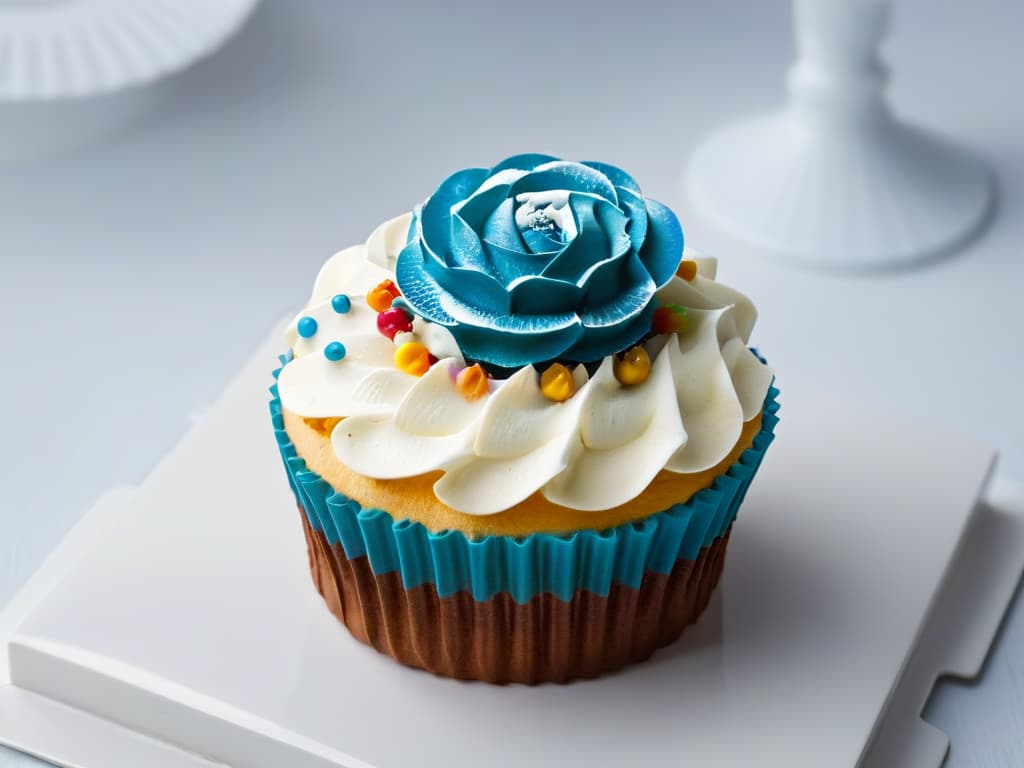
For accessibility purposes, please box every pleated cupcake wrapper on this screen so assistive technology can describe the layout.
[300,512,733,684]
[270,354,780,606]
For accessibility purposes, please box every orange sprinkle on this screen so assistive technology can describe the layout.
[456,363,490,401]
[367,279,402,312]
[676,259,698,281]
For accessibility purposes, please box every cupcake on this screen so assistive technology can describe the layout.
[270,154,778,684]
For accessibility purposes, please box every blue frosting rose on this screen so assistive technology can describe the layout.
[395,154,683,369]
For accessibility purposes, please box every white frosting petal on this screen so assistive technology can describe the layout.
[433,365,588,513]
[366,211,414,271]
[694,257,718,280]
[279,298,401,418]
[278,214,774,514]
[393,360,487,435]
[347,369,418,416]
[435,438,582,515]
[279,335,400,418]
[542,350,687,511]
[681,246,717,280]
[334,360,489,480]
[472,366,576,458]
[664,308,746,474]
[722,339,775,422]
[309,245,391,309]
[333,416,475,480]
[579,358,661,451]
[654,274,725,313]
[412,317,464,367]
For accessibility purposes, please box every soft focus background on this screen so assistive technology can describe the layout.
[1,1,1022,765]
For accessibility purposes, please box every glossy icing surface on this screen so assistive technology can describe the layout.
[393,154,683,368]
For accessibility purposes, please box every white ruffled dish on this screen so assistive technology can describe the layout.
[0,0,259,163]
[0,0,259,101]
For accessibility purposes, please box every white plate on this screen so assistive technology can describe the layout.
[0,328,1020,768]
[0,0,259,101]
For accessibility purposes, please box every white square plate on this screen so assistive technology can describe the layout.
[1,332,1021,768]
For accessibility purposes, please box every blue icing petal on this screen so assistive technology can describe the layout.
[418,243,509,315]
[489,153,560,174]
[397,155,686,367]
[509,163,619,207]
[430,167,491,209]
[448,214,500,279]
[616,187,649,253]
[639,198,684,287]
[520,222,568,254]
[416,218,450,272]
[563,304,657,363]
[483,239,558,286]
[581,251,655,314]
[420,219,507,311]
[454,321,584,369]
[436,266,511,315]
[480,198,526,252]
[593,194,634,260]
[508,275,583,315]
[541,196,629,283]
[456,184,512,233]
[420,167,489,264]
[395,241,457,326]
[406,208,419,244]
[581,161,643,195]
[465,306,580,334]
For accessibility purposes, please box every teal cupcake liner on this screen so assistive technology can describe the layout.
[271,355,779,605]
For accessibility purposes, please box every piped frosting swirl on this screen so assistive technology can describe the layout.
[279,213,773,515]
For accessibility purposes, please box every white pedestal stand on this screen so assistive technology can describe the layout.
[686,0,993,270]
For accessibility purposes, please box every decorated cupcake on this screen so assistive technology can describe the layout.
[270,154,779,683]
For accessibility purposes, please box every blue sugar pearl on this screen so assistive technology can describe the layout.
[297,316,318,338]
[331,294,351,314]
[324,341,347,362]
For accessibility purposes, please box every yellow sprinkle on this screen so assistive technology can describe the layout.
[614,346,652,386]
[676,259,698,282]
[394,341,432,376]
[540,363,576,402]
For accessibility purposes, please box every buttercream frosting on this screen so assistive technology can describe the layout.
[279,225,773,515]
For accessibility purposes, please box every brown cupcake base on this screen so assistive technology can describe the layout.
[300,508,731,684]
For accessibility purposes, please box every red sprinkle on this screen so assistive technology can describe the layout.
[376,307,414,340]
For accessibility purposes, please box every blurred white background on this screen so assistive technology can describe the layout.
[1,1,1022,765]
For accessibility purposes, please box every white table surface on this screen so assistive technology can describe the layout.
[0,1,1021,765]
